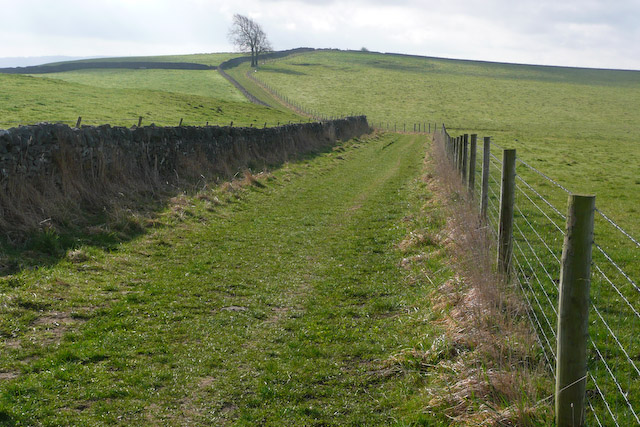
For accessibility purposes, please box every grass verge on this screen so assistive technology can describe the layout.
[389,134,554,425]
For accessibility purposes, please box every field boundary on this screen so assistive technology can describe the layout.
[0,61,214,74]
[0,116,371,234]
[437,125,639,426]
[217,48,316,107]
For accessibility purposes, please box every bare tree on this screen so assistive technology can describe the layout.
[228,14,272,67]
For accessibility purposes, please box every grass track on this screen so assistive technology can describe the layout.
[0,133,450,425]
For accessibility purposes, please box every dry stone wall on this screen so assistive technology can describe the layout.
[0,116,371,232]
[0,116,370,181]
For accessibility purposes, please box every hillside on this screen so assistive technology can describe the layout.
[249,50,640,234]
[0,70,300,128]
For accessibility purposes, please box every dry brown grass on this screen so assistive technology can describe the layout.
[388,134,552,425]
[0,122,351,243]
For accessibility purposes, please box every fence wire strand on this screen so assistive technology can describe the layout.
[515,203,562,265]
[513,238,558,339]
[596,208,640,248]
[594,243,640,294]
[591,301,640,378]
[513,221,559,311]
[516,183,565,235]
[590,338,640,424]
[593,263,640,321]
[443,131,638,424]
[589,373,620,426]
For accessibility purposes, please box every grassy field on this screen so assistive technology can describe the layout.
[0,72,301,128]
[251,50,640,234]
[46,53,239,67]
[0,133,477,425]
[36,69,248,102]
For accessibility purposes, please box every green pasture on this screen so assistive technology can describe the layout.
[46,53,239,67]
[251,50,640,234]
[34,69,248,102]
[0,73,300,128]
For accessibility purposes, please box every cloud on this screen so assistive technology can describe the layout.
[0,0,638,69]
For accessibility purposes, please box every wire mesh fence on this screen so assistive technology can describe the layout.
[439,125,640,425]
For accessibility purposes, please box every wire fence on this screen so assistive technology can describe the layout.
[247,71,367,123]
[440,127,640,425]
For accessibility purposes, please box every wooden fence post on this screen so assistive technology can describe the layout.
[453,137,458,167]
[497,149,516,275]
[179,118,183,127]
[462,134,469,180]
[75,117,82,128]
[480,137,491,221]
[138,116,143,127]
[429,123,431,133]
[468,134,477,193]
[457,136,464,175]
[555,194,595,427]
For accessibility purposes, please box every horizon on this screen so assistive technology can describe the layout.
[2,1,639,71]
[2,48,640,73]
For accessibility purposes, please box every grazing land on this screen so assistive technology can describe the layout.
[251,50,640,234]
[31,69,248,102]
[250,50,640,424]
[48,53,240,67]
[0,72,301,128]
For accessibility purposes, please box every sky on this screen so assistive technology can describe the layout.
[1,0,639,70]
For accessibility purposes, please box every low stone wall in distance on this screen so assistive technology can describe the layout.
[0,116,371,232]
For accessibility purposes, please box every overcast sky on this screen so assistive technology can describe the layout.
[1,0,639,70]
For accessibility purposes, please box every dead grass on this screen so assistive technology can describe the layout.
[0,122,364,243]
[388,134,552,425]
